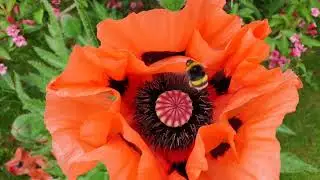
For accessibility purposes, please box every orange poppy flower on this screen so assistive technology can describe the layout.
[5,148,52,180]
[45,0,301,179]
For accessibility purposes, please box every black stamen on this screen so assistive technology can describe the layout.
[16,161,23,168]
[169,161,188,179]
[119,134,142,155]
[209,71,231,95]
[109,78,129,95]
[141,51,185,66]
[210,143,230,159]
[228,117,242,132]
[134,73,212,151]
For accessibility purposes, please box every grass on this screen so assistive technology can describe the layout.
[0,50,319,180]
[279,49,320,180]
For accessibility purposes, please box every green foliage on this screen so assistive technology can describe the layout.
[159,0,185,11]
[45,160,65,178]
[75,0,99,47]
[281,152,319,173]
[78,163,109,180]
[277,124,297,136]
[228,0,320,89]
[33,46,65,69]
[61,14,82,39]
[92,0,109,21]
[41,0,70,61]
[0,47,11,60]
[11,113,48,143]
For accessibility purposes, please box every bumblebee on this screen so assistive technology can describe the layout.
[185,59,208,91]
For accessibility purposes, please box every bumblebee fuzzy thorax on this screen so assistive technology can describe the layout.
[185,60,208,90]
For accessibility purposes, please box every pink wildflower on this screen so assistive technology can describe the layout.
[290,42,307,58]
[268,50,290,69]
[13,35,27,47]
[270,49,280,58]
[51,0,61,5]
[311,8,320,17]
[289,34,300,43]
[13,5,20,15]
[0,64,8,76]
[6,25,20,37]
[53,7,61,17]
[22,19,35,25]
[290,48,301,57]
[307,23,318,37]
[298,20,306,28]
[7,16,16,24]
[130,0,144,13]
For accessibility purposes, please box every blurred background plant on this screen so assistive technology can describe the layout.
[0,0,319,179]
[225,0,320,90]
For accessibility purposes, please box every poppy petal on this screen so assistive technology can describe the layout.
[48,46,127,97]
[97,9,194,56]
[126,54,189,75]
[186,122,235,180]
[214,60,299,120]
[51,131,139,180]
[200,79,299,180]
[185,0,240,49]
[223,20,271,75]
[199,8,241,49]
[45,91,165,179]
[45,90,120,134]
[186,30,225,70]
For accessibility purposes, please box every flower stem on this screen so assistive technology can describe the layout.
[60,3,76,16]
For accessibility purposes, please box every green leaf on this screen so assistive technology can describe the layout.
[238,8,255,18]
[6,0,16,12]
[22,98,45,115]
[240,0,262,19]
[45,160,65,177]
[159,0,185,11]
[11,113,47,143]
[265,37,276,50]
[92,0,108,20]
[300,35,320,47]
[298,5,312,23]
[0,47,11,60]
[269,16,284,27]
[33,46,65,69]
[277,124,296,136]
[22,24,42,34]
[33,8,44,24]
[281,30,295,38]
[281,152,319,173]
[41,0,69,60]
[78,163,109,180]
[31,142,52,156]
[2,73,15,90]
[75,0,99,47]
[61,14,82,38]
[296,62,307,74]
[19,0,39,18]
[45,35,61,55]
[277,36,290,56]
[29,60,60,78]
[24,73,48,92]
[230,3,239,14]
[14,72,30,102]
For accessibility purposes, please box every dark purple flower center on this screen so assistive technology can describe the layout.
[209,70,231,95]
[134,73,212,151]
[141,51,185,66]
